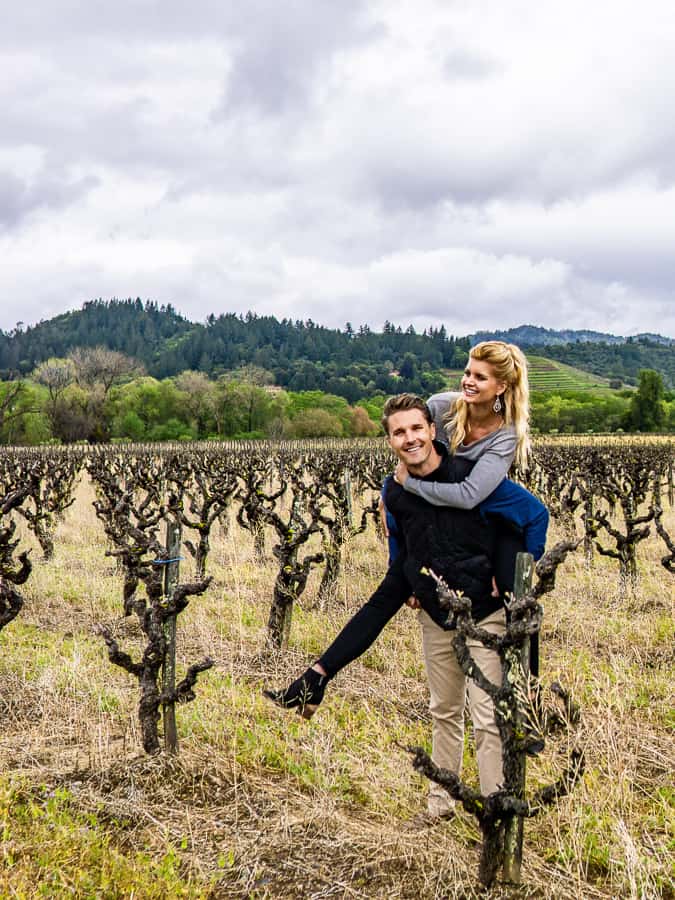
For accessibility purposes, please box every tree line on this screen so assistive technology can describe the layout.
[0,346,672,445]
[0,299,468,402]
[531,370,674,434]
[0,350,385,444]
[3,298,673,399]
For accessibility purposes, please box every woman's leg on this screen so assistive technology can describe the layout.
[264,560,411,716]
[318,561,411,676]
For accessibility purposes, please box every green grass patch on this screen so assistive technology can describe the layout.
[0,778,208,898]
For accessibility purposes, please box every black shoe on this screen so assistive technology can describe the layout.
[524,734,546,756]
[263,667,328,719]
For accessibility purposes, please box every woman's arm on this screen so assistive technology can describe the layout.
[400,429,516,509]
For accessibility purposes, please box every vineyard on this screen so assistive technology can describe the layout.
[0,436,673,898]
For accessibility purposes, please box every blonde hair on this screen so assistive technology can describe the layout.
[445,341,531,470]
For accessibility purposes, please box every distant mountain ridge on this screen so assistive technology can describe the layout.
[470,324,674,347]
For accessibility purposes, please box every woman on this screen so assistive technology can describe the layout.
[397,339,530,507]
[264,341,533,729]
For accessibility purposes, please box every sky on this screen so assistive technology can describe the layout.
[1,0,674,339]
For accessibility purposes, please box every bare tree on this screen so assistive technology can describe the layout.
[407,542,585,889]
[32,357,76,427]
[69,346,142,398]
[0,487,33,632]
[174,370,217,435]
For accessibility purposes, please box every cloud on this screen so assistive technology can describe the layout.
[0,167,99,228]
[0,0,673,339]
[218,0,376,117]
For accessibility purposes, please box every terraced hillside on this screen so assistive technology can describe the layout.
[526,356,616,392]
[444,355,619,394]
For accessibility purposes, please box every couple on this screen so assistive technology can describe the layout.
[265,341,548,821]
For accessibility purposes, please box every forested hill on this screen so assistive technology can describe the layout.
[0,299,195,372]
[1,299,673,393]
[0,299,470,401]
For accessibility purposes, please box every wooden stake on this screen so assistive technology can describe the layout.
[502,551,534,885]
[162,519,181,754]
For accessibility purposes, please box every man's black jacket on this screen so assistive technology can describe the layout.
[384,441,509,627]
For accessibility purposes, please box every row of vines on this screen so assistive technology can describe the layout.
[1,437,673,745]
[0,435,672,889]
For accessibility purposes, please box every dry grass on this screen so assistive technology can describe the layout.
[0,473,673,898]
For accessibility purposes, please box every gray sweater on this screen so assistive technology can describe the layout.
[403,391,517,509]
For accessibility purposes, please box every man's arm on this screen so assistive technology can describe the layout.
[480,480,549,560]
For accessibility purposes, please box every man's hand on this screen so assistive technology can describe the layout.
[405,595,421,609]
[394,460,409,485]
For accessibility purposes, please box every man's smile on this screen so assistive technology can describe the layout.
[404,442,424,452]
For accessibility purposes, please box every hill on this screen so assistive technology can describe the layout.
[469,326,674,389]
[1,300,673,396]
[531,341,674,390]
[470,324,674,347]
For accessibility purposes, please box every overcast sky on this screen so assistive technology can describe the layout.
[1,0,674,339]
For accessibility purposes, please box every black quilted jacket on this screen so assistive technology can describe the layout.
[383,442,502,626]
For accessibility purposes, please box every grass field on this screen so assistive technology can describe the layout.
[0,474,673,898]
[444,356,617,394]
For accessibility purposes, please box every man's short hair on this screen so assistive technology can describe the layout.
[381,393,433,434]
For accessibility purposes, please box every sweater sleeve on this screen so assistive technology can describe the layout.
[403,429,516,509]
[426,391,460,445]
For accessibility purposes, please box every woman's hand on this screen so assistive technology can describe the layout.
[394,460,409,485]
[405,595,421,609]
[377,495,389,537]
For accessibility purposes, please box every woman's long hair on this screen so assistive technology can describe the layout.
[445,341,530,470]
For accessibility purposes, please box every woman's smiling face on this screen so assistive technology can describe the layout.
[461,358,506,408]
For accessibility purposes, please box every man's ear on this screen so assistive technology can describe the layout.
[430,421,436,439]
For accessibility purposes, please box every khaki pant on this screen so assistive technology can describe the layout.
[420,607,505,815]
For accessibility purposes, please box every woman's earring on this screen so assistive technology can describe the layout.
[493,395,502,414]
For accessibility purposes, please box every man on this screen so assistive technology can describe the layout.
[381,394,547,820]
[265,394,548,821]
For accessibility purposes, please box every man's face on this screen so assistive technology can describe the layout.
[386,408,437,474]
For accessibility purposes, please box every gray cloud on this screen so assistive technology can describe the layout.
[219,0,377,116]
[0,0,673,338]
[442,48,502,80]
[0,168,99,228]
